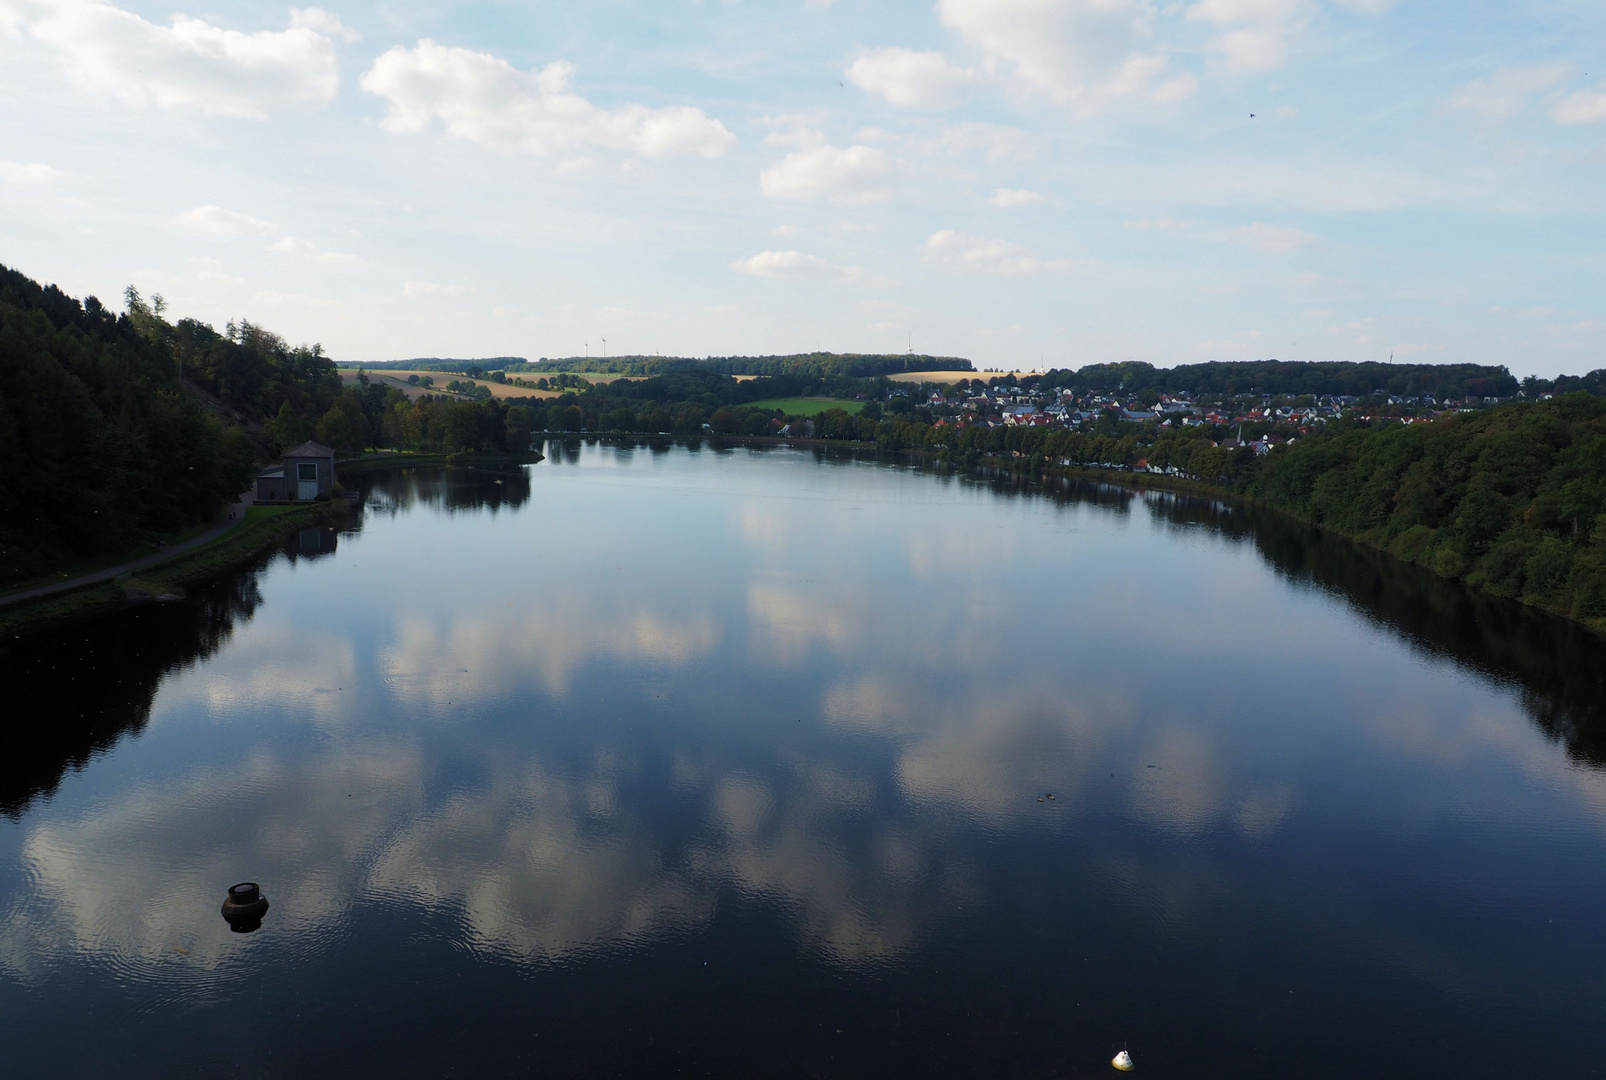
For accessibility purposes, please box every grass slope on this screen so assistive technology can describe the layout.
[0,503,337,638]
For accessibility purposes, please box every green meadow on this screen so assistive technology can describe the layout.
[745,397,865,416]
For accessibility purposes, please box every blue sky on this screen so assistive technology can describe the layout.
[1,0,1602,375]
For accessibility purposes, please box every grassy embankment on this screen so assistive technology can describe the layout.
[2,516,228,599]
[0,450,544,637]
[746,397,865,416]
[0,503,337,637]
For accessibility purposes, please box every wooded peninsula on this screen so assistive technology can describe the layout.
[3,262,1603,634]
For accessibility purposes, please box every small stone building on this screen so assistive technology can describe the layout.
[256,440,337,502]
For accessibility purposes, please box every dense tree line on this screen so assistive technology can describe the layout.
[1246,396,1606,627]
[851,397,1606,629]
[1045,359,1522,400]
[512,352,972,379]
[0,263,557,585]
[0,266,264,584]
[357,356,527,373]
[853,397,1606,626]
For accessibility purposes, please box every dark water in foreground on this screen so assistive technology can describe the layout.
[4,442,1606,1078]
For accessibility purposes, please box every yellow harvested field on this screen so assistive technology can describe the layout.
[340,370,559,399]
[886,370,1043,384]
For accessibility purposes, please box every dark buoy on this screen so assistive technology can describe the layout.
[221,882,269,933]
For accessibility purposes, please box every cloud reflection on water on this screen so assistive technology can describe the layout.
[5,449,1606,1009]
[381,598,720,699]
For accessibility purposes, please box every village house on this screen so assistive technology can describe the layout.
[255,440,337,502]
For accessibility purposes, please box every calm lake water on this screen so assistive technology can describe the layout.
[4,441,1606,1078]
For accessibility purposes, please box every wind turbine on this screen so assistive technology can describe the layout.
[602,337,607,359]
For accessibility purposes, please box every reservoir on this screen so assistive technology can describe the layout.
[3,441,1605,1077]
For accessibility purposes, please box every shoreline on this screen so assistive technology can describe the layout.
[1,449,545,639]
[924,448,1606,641]
[0,502,341,639]
[8,439,1598,641]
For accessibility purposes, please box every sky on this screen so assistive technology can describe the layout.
[1,1,1602,376]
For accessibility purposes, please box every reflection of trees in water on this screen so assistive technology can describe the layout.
[1228,502,1606,766]
[0,571,264,816]
[11,449,1604,826]
[359,466,532,517]
[941,460,1142,515]
[541,436,686,464]
[0,515,363,817]
[1,467,532,817]
[958,464,1606,767]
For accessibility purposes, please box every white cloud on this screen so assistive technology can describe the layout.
[360,40,736,159]
[172,204,283,238]
[936,0,1180,113]
[1148,157,1459,212]
[845,47,974,108]
[403,280,475,297]
[250,290,338,308]
[1186,0,1310,74]
[1231,222,1316,252]
[728,250,887,287]
[287,7,358,42]
[270,235,362,266]
[758,113,830,148]
[906,122,1033,162]
[1127,216,1188,231]
[1206,27,1285,72]
[173,205,358,265]
[0,159,63,183]
[1447,65,1568,122]
[922,230,1074,275]
[1,1,341,118]
[730,251,890,287]
[730,250,836,280]
[759,144,898,203]
[989,187,1044,208]
[1553,86,1606,126]
[1154,73,1199,101]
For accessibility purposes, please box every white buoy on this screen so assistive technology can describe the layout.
[1112,1049,1135,1071]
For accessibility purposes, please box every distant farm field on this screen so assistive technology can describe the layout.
[341,371,559,400]
[745,397,865,416]
[886,370,1040,384]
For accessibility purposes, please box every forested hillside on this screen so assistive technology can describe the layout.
[1247,396,1606,627]
[0,265,346,585]
[1052,359,1520,400]
[504,352,964,378]
[1,264,563,587]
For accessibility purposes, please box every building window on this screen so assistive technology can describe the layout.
[297,463,318,481]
